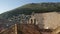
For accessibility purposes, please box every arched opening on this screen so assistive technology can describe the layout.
[31,19,33,24]
[34,19,36,25]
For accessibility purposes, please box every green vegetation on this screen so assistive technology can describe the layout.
[0,3,60,19]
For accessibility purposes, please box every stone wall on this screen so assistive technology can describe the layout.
[29,12,60,29]
[43,12,60,29]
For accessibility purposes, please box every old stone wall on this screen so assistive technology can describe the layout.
[31,12,60,29]
[43,12,60,29]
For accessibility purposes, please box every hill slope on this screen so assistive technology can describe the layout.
[0,3,60,19]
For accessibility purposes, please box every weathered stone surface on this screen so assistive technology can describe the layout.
[18,24,41,34]
[51,26,60,34]
[28,12,60,29]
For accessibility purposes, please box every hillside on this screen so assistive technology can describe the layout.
[0,3,60,19]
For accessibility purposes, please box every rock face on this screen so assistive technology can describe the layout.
[28,12,60,29]
[18,24,41,34]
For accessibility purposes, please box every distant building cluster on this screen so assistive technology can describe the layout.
[8,14,31,24]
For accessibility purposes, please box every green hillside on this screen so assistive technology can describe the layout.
[0,3,60,19]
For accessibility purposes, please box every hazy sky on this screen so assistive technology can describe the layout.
[0,0,60,14]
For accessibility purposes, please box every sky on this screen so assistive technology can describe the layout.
[0,0,60,14]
